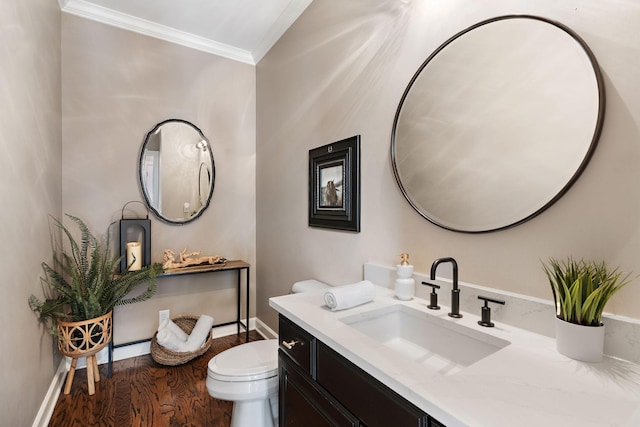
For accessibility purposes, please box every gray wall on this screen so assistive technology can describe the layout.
[62,14,256,344]
[4,7,256,423]
[8,0,640,423]
[256,0,640,331]
[0,0,62,424]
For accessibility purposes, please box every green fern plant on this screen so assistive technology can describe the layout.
[542,257,634,326]
[29,214,162,334]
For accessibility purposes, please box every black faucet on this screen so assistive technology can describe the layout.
[430,257,462,318]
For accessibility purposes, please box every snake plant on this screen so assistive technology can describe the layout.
[542,257,634,326]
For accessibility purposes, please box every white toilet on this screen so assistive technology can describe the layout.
[206,279,329,427]
[206,339,280,427]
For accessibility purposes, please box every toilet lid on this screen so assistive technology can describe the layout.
[208,339,278,382]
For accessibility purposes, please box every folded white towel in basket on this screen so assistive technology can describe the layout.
[181,314,215,352]
[324,280,376,311]
[157,315,214,352]
[156,328,187,352]
[158,318,189,342]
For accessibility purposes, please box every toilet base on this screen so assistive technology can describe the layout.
[230,394,278,427]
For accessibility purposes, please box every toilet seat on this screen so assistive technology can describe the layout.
[208,339,278,382]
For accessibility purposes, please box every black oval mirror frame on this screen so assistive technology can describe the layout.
[139,119,215,225]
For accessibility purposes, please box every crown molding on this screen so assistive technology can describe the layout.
[59,0,256,65]
[252,0,312,63]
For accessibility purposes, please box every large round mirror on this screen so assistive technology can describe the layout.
[139,119,215,224]
[391,15,605,233]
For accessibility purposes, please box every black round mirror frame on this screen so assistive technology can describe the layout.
[391,14,605,233]
[139,119,216,225]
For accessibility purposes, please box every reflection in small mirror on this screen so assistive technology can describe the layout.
[139,119,215,224]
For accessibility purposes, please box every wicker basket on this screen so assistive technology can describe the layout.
[57,311,112,357]
[151,314,213,366]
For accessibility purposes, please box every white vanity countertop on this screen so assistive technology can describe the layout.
[269,286,640,427]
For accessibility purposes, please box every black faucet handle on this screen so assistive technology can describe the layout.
[421,281,440,289]
[421,282,441,310]
[477,295,505,327]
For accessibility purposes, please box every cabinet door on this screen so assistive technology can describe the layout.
[279,351,358,427]
[317,342,428,427]
[279,314,314,375]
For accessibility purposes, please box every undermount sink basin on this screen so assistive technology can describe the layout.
[340,304,510,375]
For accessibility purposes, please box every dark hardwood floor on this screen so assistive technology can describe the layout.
[49,330,264,427]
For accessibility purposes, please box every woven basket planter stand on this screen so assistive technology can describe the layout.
[57,311,112,395]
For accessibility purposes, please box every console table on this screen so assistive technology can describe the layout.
[107,260,250,377]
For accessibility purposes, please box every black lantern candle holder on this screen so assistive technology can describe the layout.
[120,201,151,273]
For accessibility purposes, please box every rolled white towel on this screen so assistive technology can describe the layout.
[324,280,376,311]
[158,318,189,342]
[181,314,215,352]
[156,328,187,352]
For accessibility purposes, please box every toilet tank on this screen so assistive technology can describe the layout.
[291,279,329,293]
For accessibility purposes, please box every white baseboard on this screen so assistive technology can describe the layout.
[35,318,260,427]
[255,317,278,339]
[67,318,259,369]
[31,359,67,427]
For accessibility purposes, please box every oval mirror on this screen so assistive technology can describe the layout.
[139,119,215,224]
[391,15,605,233]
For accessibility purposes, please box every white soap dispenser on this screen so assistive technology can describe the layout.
[395,253,415,300]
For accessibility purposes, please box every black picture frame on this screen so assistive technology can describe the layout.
[309,135,361,232]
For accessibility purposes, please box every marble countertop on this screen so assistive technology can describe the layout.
[270,285,640,427]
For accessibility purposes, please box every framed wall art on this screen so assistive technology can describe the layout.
[309,135,360,232]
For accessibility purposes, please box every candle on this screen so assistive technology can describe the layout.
[126,242,142,271]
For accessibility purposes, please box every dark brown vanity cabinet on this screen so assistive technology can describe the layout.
[278,315,445,427]
[280,352,359,426]
[279,315,357,426]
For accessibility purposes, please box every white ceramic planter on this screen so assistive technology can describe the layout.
[555,317,605,363]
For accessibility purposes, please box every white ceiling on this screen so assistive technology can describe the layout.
[59,0,313,64]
